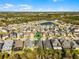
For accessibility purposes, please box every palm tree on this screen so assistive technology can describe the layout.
[3,52,10,59]
[23,49,37,59]
[0,53,4,59]
[14,53,22,59]
[72,50,79,59]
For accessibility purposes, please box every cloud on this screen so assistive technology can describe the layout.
[0,3,32,11]
[0,3,53,12]
[0,3,76,12]
[19,4,32,11]
[53,0,57,2]
[3,3,14,8]
[37,8,53,12]
[0,3,14,9]
[52,0,63,2]
[54,6,74,11]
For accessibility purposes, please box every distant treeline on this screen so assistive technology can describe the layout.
[62,16,79,25]
[0,12,79,26]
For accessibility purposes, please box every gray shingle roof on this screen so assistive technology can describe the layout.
[35,40,43,48]
[62,40,71,49]
[43,40,52,49]
[2,40,13,51]
[24,39,35,48]
[52,39,61,47]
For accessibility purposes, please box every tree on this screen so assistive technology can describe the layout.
[0,53,4,59]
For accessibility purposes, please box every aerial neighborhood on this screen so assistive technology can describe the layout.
[0,20,79,53]
[0,0,79,58]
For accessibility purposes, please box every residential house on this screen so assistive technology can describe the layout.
[52,39,62,50]
[43,40,52,49]
[24,39,35,49]
[36,40,43,48]
[62,40,71,49]
[14,40,24,51]
[74,40,79,49]
[0,40,4,52]
[2,40,13,53]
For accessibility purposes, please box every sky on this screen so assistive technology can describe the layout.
[0,0,79,12]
